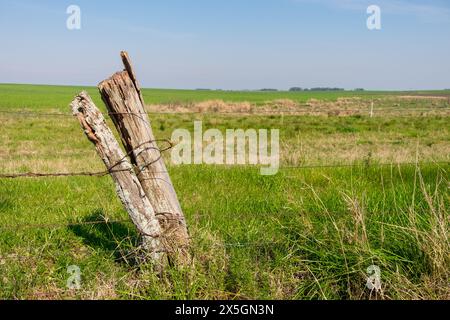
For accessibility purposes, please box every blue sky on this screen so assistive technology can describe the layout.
[0,0,449,90]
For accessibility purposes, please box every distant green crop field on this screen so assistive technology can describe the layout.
[1,83,449,112]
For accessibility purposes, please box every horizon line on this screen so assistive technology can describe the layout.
[1,82,449,93]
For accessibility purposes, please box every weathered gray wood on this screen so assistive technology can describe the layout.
[70,91,164,263]
[120,51,145,105]
[98,52,190,263]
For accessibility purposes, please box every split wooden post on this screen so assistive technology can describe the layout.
[98,52,190,263]
[70,91,164,263]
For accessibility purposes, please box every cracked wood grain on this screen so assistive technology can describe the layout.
[98,52,190,264]
[70,91,165,263]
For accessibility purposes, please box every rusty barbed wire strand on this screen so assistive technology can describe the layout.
[0,111,448,185]
[0,138,174,179]
[0,110,73,117]
[0,161,448,179]
[279,161,449,170]
[0,218,132,231]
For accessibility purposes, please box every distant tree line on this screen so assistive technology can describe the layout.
[259,88,279,92]
[289,87,347,92]
[195,87,366,92]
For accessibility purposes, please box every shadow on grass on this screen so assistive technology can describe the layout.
[68,209,139,264]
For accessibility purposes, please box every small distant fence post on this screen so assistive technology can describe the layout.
[70,92,164,263]
[98,52,190,264]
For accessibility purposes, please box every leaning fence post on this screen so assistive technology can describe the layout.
[70,91,165,264]
[98,51,190,264]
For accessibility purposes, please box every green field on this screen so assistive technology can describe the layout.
[0,84,448,299]
[1,83,449,112]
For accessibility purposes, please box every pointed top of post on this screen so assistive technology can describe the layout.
[120,51,144,105]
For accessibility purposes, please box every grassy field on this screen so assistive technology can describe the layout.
[1,83,449,111]
[0,84,449,299]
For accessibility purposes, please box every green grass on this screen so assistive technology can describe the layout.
[0,165,448,299]
[0,84,448,300]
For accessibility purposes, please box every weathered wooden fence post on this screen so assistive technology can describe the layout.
[70,91,165,263]
[98,52,190,263]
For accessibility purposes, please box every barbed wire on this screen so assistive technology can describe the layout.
[0,110,73,117]
[279,161,449,170]
[0,138,173,179]
[0,161,448,179]
[0,218,131,231]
